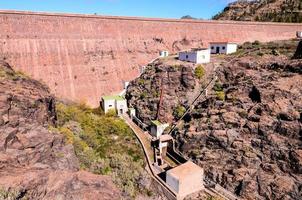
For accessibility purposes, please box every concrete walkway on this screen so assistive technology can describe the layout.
[121,114,178,199]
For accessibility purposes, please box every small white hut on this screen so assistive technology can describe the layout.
[101,95,128,115]
[210,42,238,54]
[178,48,211,64]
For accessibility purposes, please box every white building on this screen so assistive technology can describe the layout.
[210,42,238,54]
[297,31,302,38]
[178,48,211,64]
[101,95,128,115]
[150,120,169,138]
[166,161,204,199]
[159,50,169,57]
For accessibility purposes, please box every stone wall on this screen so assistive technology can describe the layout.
[0,10,301,106]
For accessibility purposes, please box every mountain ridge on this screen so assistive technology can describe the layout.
[213,0,302,23]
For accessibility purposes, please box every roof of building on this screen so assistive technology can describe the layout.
[191,47,209,51]
[102,95,125,101]
[209,41,238,45]
[159,134,173,142]
[151,120,162,126]
[167,161,203,179]
[179,48,209,53]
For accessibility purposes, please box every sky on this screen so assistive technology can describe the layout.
[0,0,235,19]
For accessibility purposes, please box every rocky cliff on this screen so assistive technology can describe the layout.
[0,61,121,199]
[0,10,301,106]
[126,40,302,199]
[213,0,302,23]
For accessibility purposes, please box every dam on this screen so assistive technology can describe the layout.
[0,10,301,106]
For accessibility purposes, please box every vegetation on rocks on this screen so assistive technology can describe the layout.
[126,62,196,124]
[126,40,302,199]
[0,61,121,200]
[0,188,19,200]
[213,81,223,92]
[215,91,225,101]
[235,40,299,58]
[213,0,302,23]
[53,102,148,198]
[194,64,205,79]
[173,105,186,119]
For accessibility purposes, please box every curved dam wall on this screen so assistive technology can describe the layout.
[0,10,301,106]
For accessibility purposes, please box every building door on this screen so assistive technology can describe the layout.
[216,46,220,54]
[119,109,123,115]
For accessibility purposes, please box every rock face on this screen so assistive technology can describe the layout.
[127,53,302,199]
[0,61,120,199]
[213,0,302,23]
[126,58,202,124]
[0,10,301,106]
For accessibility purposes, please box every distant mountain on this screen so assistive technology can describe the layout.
[181,15,197,19]
[213,0,302,23]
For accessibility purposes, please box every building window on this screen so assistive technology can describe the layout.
[202,55,205,59]
[222,46,226,50]
[186,55,189,59]
[109,105,112,107]
[211,46,214,50]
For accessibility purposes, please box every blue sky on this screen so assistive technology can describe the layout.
[0,0,234,19]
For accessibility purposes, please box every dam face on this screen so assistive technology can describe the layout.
[0,10,301,106]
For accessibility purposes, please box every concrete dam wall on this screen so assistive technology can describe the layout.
[0,10,301,106]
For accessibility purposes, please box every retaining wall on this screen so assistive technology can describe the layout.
[0,10,301,106]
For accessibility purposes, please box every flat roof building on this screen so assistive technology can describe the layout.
[101,95,128,116]
[210,42,238,54]
[166,161,204,199]
[150,120,169,138]
[178,48,211,64]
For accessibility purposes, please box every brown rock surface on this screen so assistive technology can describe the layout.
[213,0,302,23]
[127,49,302,199]
[0,61,121,199]
[0,10,301,106]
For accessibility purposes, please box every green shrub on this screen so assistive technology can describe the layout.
[195,65,205,79]
[152,90,159,98]
[216,91,225,101]
[55,103,146,198]
[140,92,147,99]
[213,81,223,92]
[138,79,145,85]
[0,188,19,200]
[252,40,261,46]
[58,127,75,144]
[173,105,186,119]
[105,108,117,117]
[242,41,253,49]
